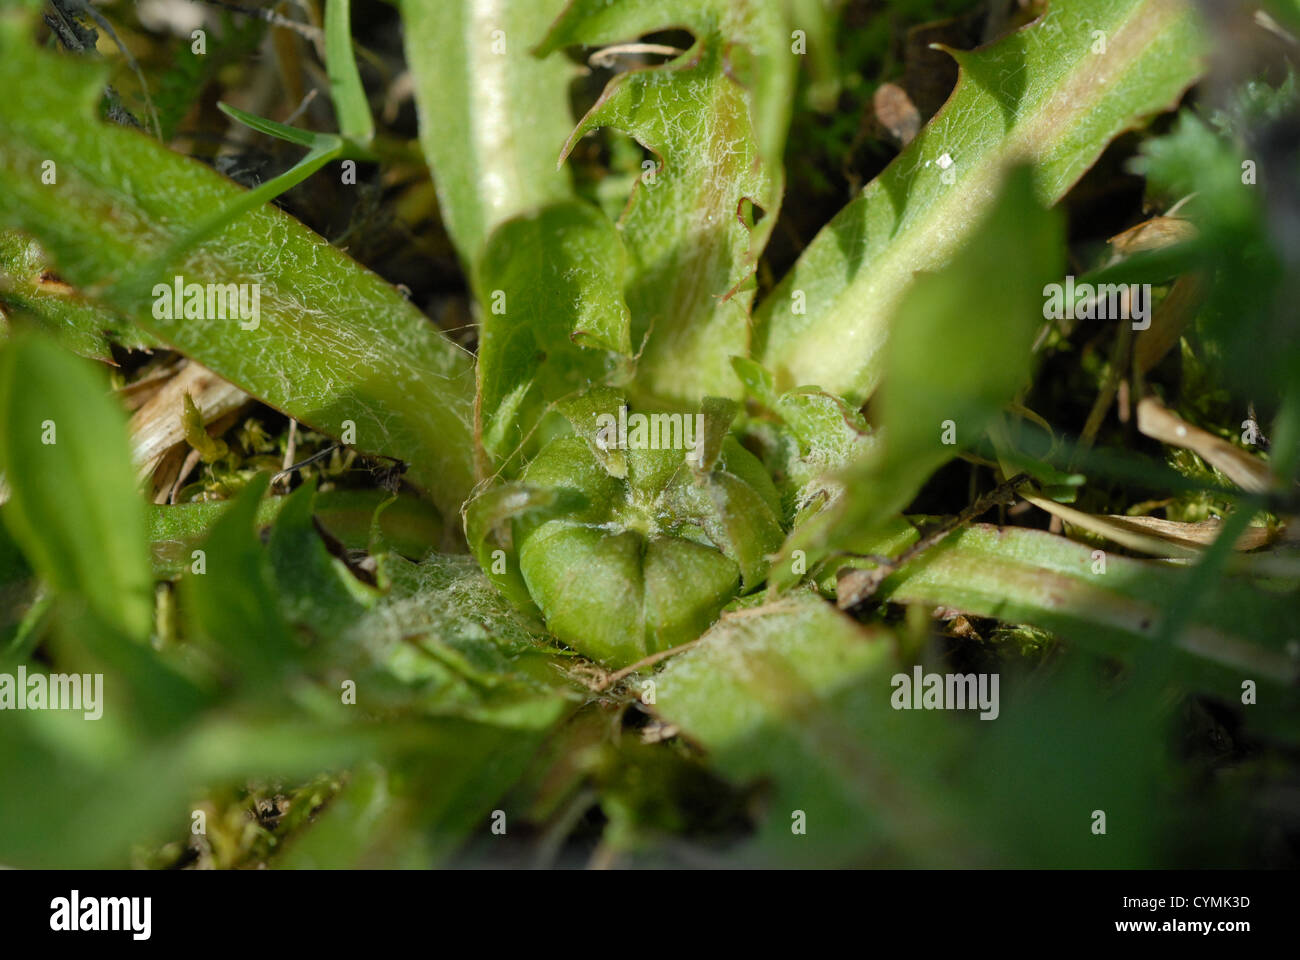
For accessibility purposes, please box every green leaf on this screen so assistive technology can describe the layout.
[0,14,477,518]
[180,392,229,464]
[855,523,1299,693]
[267,479,380,640]
[271,725,557,868]
[179,475,299,677]
[324,0,375,146]
[216,101,322,148]
[0,335,152,640]
[543,0,797,406]
[0,548,577,867]
[0,709,456,867]
[653,593,971,866]
[344,552,580,729]
[754,0,1206,402]
[0,231,155,360]
[147,488,443,579]
[400,3,638,478]
[475,202,631,468]
[774,167,1063,586]
[654,592,1197,867]
[0,339,208,736]
[137,102,357,285]
[788,0,839,110]
[127,131,347,309]
[556,385,631,478]
[538,0,797,178]
[732,355,876,525]
[400,0,577,277]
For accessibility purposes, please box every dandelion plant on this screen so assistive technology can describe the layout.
[0,0,1296,872]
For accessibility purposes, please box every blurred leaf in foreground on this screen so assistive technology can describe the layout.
[774,167,1062,586]
[654,592,1216,867]
[0,335,152,640]
[653,593,973,866]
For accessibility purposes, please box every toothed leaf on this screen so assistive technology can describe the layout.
[755,0,1205,402]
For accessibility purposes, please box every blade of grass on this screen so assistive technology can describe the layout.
[325,0,375,146]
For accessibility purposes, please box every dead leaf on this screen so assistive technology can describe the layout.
[128,360,247,484]
[1137,397,1274,493]
[873,83,921,145]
